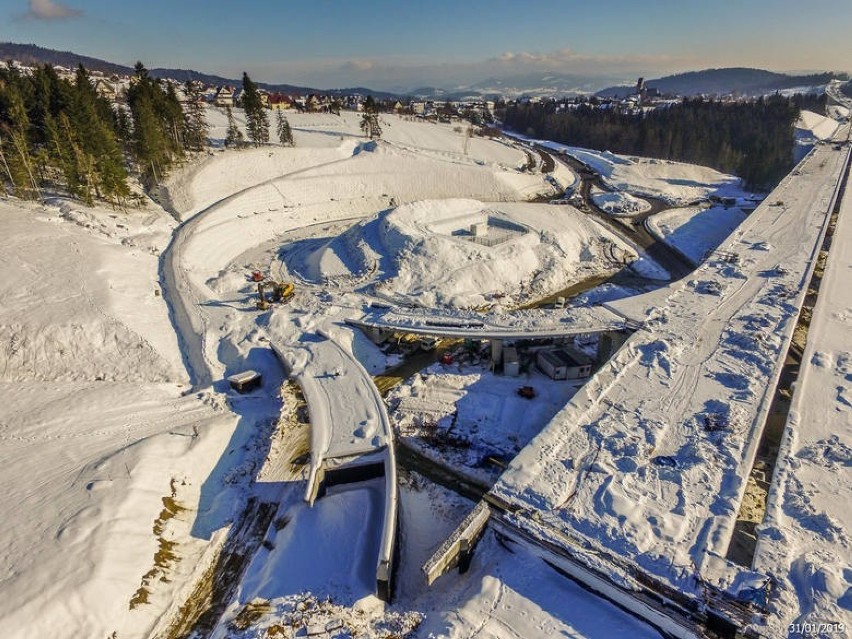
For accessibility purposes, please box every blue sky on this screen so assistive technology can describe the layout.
[3,0,851,90]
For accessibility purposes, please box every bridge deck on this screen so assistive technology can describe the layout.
[354,303,629,340]
[270,331,399,600]
[491,139,851,611]
[753,129,852,634]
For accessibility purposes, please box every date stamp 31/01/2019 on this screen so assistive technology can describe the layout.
[788,622,846,636]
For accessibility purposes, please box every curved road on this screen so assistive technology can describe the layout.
[537,146,696,279]
[158,152,359,390]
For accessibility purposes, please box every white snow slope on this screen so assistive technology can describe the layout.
[0,200,239,639]
[647,205,748,265]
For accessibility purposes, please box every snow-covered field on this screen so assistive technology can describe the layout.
[0,199,251,639]
[0,110,670,638]
[4,92,849,638]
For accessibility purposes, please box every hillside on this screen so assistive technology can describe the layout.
[0,42,397,97]
[596,67,847,98]
[0,42,132,75]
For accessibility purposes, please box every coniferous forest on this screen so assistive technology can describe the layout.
[0,62,210,206]
[503,95,810,190]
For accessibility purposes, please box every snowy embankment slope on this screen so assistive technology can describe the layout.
[0,201,182,382]
[796,109,841,143]
[753,159,852,636]
[0,200,239,639]
[647,205,748,265]
[491,140,849,626]
[794,110,841,162]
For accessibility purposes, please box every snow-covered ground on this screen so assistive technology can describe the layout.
[210,473,663,639]
[0,109,671,639]
[507,133,751,205]
[389,361,588,482]
[794,110,842,163]
[290,198,636,309]
[6,92,848,637]
[647,204,749,265]
[0,199,253,639]
[797,110,841,144]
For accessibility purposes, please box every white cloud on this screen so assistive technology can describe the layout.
[341,59,375,72]
[24,0,83,20]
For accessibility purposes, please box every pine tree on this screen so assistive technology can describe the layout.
[0,84,40,199]
[241,72,269,145]
[127,61,185,184]
[69,65,129,204]
[360,112,382,140]
[0,60,135,204]
[224,106,245,148]
[276,110,294,146]
[183,80,209,152]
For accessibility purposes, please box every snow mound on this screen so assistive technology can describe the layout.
[295,199,630,308]
[591,188,651,215]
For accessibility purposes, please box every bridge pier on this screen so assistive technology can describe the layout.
[490,338,503,371]
[423,501,491,585]
[597,329,631,362]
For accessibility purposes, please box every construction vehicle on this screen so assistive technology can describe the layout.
[256,281,295,310]
[517,385,536,399]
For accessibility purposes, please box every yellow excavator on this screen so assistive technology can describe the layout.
[256,280,295,310]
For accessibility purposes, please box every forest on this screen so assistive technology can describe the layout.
[503,95,816,189]
[0,62,211,206]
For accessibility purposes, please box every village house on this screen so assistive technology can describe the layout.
[93,78,119,102]
[214,85,236,107]
[268,93,294,110]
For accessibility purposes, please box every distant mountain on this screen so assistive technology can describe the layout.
[0,42,133,75]
[463,72,617,99]
[4,43,848,103]
[407,87,449,99]
[0,42,399,98]
[596,68,849,98]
